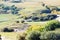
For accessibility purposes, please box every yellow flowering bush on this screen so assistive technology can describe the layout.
[26,23,45,33]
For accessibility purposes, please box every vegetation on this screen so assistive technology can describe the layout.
[0,4,20,14]
[24,14,57,22]
[11,5,20,14]
[19,33,27,40]
[0,2,60,40]
[45,20,60,31]
[26,23,45,33]
[3,28,14,32]
[26,31,41,40]
[41,31,60,40]
[25,20,60,40]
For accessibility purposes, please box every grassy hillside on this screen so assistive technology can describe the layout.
[0,32,21,40]
[0,1,60,40]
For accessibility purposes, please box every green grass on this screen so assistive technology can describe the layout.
[0,14,19,29]
[0,14,24,40]
[0,14,18,21]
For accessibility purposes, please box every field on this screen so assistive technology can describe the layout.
[0,14,19,29]
[0,32,21,40]
[0,0,60,40]
[0,14,22,40]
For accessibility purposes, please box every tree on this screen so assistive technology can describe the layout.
[26,31,41,40]
[45,20,60,31]
[41,32,58,40]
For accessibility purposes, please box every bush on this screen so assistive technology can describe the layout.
[25,16,32,20]
[24,14,57,22]
[41,9,51,13]
[41,32,60,40]
[40,16,48,21]
[16,21,19,23]
[41,32,56,40]
[26,30,60,40]
[26,24,45,33]
[32,16,39,22]
[45,20,60,31]
[47,14,57,20]
[0,4,20,14]
[10,5,20,14]
[26,31,41,40]
[19,36,25,40]
[3,6,10,11]
[39,14,57,21]
[3,28,14,32]
[21,20,25,23]
[19,33,27,40]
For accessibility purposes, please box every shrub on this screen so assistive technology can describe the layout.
[21,20,25,23]
[16,21,19,23]
[19,33,27,40]
[40,16,48,21]
[25,17,29,20]
[47,14,57,20]
[41,10,51,13]
[24,14,57,22]
[0,4,20,14]
[11,5,20,14]
[41,32,60,40]
[26,31,41,40]
[3,28,14,32]
[41,32,57,40]
[26,24,45,33]
[39,14,57,21]
[25,16,32,20]
[45,20,60,31]
[55,33,60,40]
[3,6,10,11]
[19,36,25,40]
[32,16,39,22]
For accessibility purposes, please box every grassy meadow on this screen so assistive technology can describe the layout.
[0,1,60,40]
